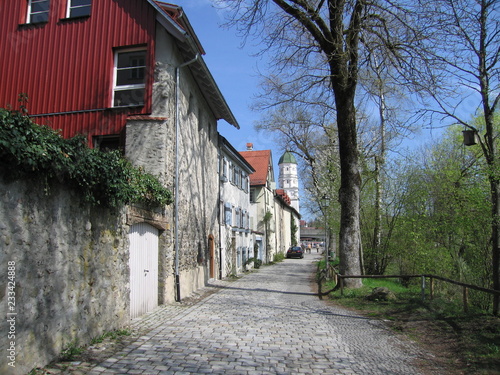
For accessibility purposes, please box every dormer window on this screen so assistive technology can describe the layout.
[67,0,91,18]
[113,48,147,107]
[27,0,50,23]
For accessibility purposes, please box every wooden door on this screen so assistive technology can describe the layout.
[129,223,159,318]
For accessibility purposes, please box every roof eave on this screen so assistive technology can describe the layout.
[219,135,255,173]
[149,1,240,129]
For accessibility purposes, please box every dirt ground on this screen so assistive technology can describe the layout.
[323,298,500,375]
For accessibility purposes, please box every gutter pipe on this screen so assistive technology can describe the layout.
[218,148,223,280]
[174,53,199,303]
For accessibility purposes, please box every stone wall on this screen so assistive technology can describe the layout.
[0,177,130,374]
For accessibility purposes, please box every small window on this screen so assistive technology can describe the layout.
[93,135,121,152]
[241,173,248,192]
[235,208,240,228]
[224,203,232,226]
[228,163,233,183]
[221,158,227,181]
[234,168,241,187]
[242,210,247,229]
[67,0,91,18]
[113,49,147,107]
[250,188,256,203]
[27,0,50,23]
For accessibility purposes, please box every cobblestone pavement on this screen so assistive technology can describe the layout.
[62,253,447,375]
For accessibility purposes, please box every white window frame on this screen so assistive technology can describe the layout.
[66,0,92,18]
[112,48,147,108]
[27,0,50,23]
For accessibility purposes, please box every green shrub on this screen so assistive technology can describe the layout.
[60,340,84,361]
[0,108,172,208]
[245,257,262,269]
[273,252,285,263]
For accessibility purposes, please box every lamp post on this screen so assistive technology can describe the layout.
[320,195,330,269]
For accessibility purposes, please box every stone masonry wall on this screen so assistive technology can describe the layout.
[0,177,130,374]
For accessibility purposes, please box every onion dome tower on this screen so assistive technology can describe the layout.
[278,151,299,212]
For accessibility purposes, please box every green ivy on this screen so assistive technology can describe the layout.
[0,108,172,208]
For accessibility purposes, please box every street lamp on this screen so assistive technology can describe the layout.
[320,195,330,268]
[462,129,479,146]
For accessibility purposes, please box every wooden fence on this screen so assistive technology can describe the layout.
[318,271,500,313]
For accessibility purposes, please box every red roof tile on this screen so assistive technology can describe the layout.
[239,150,272,186]
[276,189,291,205]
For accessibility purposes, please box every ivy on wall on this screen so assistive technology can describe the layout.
[0,107,172,208]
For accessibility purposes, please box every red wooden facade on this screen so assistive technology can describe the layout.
[0,0,157,141]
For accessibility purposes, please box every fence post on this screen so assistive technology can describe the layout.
[318,272,323,300]
[463,286,468,313]
[430,277,434,300]
[340,277,344,296]
[421,276,426,301]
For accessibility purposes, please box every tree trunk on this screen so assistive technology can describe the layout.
[490,177,500,315]
[372,81,386,274]
[336,93,363,288]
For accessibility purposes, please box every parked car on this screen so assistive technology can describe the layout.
[286,246,304,259]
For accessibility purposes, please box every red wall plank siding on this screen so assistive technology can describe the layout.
[0,0,157,140]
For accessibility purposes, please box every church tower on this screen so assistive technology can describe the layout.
[278,151,299,212]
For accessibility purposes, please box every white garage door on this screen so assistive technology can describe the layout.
[129,222,159,319]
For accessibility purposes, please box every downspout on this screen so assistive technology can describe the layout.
[174,53,199,303]
[264,184,268,263]
[218,155,223,280]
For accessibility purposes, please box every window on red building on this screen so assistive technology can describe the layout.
[27,0,50,23]
[113,49,147,107]
[67,0,91,18]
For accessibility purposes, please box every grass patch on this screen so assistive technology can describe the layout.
[60,340,84,361]
[90,329,131,345]
[272,252,286,263]
[325,278,500,374]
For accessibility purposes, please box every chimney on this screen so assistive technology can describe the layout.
[246,143,253,151]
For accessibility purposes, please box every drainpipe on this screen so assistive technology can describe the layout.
[174,53,199,303]
[218,154,223,280]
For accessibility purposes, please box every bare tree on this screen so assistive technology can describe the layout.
[218,0,426,287]
[411,0,500,314]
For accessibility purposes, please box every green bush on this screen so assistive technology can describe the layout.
[0,108,172,208]
[273,252,285,263]
[59,340,84,361]
[245,257,262,269]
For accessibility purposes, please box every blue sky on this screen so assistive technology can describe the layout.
[181,1,446,160]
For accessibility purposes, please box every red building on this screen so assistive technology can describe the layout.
[0,0,237,147]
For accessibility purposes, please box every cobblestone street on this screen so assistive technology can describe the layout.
[59,254,444,374]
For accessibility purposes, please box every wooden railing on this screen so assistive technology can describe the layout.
[318,271,500,313]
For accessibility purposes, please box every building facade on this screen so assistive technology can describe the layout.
[219,136,255,277]
[0,1,240,307]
